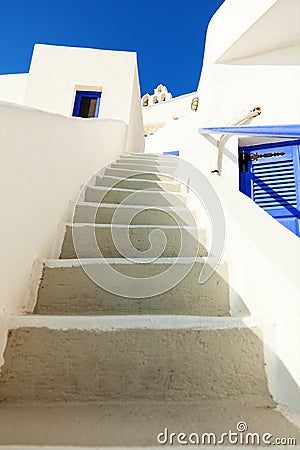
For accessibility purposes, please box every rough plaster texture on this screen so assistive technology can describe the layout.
[73,203,197,226]
[116,156,178,166]
[35,261,229,316]
[85,186,186,207]
[110,162,177,173]
[0,327,271,403]
[95,176,181,192]
[60,225,207,259]
[104,167,175,180]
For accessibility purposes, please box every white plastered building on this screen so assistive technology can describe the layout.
[0,0,299,445]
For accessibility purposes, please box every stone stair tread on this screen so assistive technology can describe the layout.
[0,400,299,447]
[115,158,179,166]
[103,168,175,175]
[95,175,181,191]
[35,257,229,316]
[84,185,187,207]
[109,163,177,173]
[86,185,184,194]
[73,202,198,226]
[103,167,176,180]
[0,321,272,405]
[60,223,207,259]
[95,175,180,184]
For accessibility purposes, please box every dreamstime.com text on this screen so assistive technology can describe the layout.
[157,421,297,446]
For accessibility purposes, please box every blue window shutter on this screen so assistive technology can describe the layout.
[239,140,300,236]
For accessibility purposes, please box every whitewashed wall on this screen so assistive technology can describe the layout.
[183,172,300,416]
[0,102,127,316]
[127,67,145,153]
[0,74,28,104]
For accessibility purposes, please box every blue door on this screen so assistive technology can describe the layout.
[239,140,300,236]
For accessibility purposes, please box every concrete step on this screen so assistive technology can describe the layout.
[59,224,207,259]
[73,203,197,226]
[104,167,175,181]
[95,175,181,192]
[85,186,186,207]
[124,152,177,160]
[0,398,299,447]
[110,162,177,174]
[34,259,230,316]
[129,152,175,158]
[115,157,178,167]
[0,316,272,405]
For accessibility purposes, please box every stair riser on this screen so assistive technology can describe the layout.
[104,168,175,181]
[60,226,207,259]
[35,262,230,316]
[85,187,186,207]
[110,163,177,174]
[0,327,269,403]
[95,176,181,192]
[73,204,197,226]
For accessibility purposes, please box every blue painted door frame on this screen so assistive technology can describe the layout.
[72,91,101,118]
[239,140,300,236]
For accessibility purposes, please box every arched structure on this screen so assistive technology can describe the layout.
[141,84,172,107]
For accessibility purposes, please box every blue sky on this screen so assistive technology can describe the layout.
[0,0,224,98]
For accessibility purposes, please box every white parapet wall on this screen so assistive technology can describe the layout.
[0,102,127,316]
[211,175,300,415]
[0,74,28,104]
[182,167,300,415]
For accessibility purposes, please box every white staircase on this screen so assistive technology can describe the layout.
[0,153,299,447]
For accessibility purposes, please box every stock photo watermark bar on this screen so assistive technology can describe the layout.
[157,421,297,446]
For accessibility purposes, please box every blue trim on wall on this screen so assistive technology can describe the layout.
[199,124,300,138]
[163,150,180,156]
[72,91,101,118]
